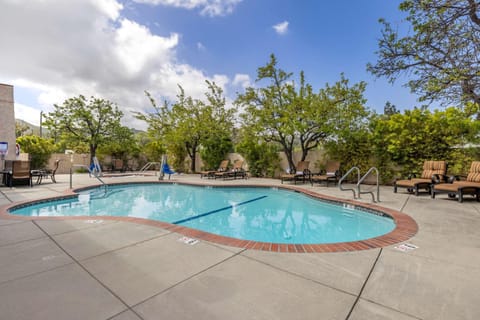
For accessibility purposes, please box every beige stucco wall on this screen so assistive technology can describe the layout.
[0,84,16,163]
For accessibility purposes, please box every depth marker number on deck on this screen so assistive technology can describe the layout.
[394,243,418,252]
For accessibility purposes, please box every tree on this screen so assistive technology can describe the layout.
[368,0,480,111]
[321,77,371,174]
[370,105,480,177]
[237,55,367,172]
[136,81,234,172]
[15,121,31,137]
[383,101,400,116]
[16,135,54,169]
[97,126,140,164]
[135,132,166,163]
[43,95,123,164]
[200,135,233,170]
[236,128,280,177]
[237,55,323,172]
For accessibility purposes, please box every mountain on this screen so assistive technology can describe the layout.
[15,119,41,136]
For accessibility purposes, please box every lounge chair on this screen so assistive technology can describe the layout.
[215,160,247,180]
[281,161,310,184]
[7,160,32,187]
[394,160,447,196]
[310,161,341,187]
[200,160,229,179]
[431,161,480,202]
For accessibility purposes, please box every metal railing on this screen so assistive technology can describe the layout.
[70,164,107,191]
[357,167,380,203]
[339,166,361,199]
[139,162,160,173]
[339,166,381,203]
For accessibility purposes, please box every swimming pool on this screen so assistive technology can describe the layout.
[8,183,404,246]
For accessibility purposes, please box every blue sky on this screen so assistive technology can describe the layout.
[0,0,422,129]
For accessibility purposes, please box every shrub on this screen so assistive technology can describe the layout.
[16,135,54,169]
[236,135,280,178]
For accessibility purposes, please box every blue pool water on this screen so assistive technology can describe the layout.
[10,184,395,244]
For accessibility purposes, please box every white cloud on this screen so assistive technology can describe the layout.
[14,103,43,126]
[273,21,289,35]
[133,0,242,16]
[93,0,123,20]
[113,19,179,75]
[0,0,230,130]
[197,42,206,51]
[232,74,252,89]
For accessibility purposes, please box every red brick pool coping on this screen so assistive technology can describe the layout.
[0,181,418,253]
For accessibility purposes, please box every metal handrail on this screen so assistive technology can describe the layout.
[339,166,361,199]
[139,162,160,172]
[70,164,107,191]
[357,167,380,203]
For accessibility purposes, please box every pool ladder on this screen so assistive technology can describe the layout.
[339,166,380,203]
[69,164,107,193]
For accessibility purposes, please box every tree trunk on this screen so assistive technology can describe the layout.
[284,148,295,173]
[300,146,308,162]
[89,144,97,166]
[190,151,196,172]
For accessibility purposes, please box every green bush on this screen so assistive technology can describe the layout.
[200,136,233,170]
[16,135,54,169]
[236,134,280,178]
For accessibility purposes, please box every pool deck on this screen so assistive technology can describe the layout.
[0,173,479,320]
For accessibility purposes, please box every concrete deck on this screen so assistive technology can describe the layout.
[0,173,479,320]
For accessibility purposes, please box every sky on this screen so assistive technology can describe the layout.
[0,0,421,130]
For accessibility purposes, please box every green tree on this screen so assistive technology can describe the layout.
[136,132,165,163]
[321,77,371,176]
[368,0,480,110]
[200,135,233,170]
[370,105,480,178]
[236,128,280,177]
[237,55,367,172]
[136,81,234,172]
[15,121,31,137]
[237,55,321,172]
[43,95,123,164]
[16,135,54,169]
[383,101,400,116]
[97,126,140,164]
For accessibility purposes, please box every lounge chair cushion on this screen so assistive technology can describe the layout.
[420,161,447,179]
[395,178,432,188]
[435,181,480,192]
[466,161,480,182]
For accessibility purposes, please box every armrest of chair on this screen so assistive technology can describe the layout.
[431,174,448,184]
[446,174,466,183]
[407,173,417,180]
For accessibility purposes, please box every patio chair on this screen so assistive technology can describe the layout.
[112,159,125,172]
[215,160,247,180]
[394,160,447,196]
[31,159,62,184]
[431,161,480,202]
[281,161,311,184]
[200,159,229,179]
[8,160,32,187]
[311,161,341,187]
